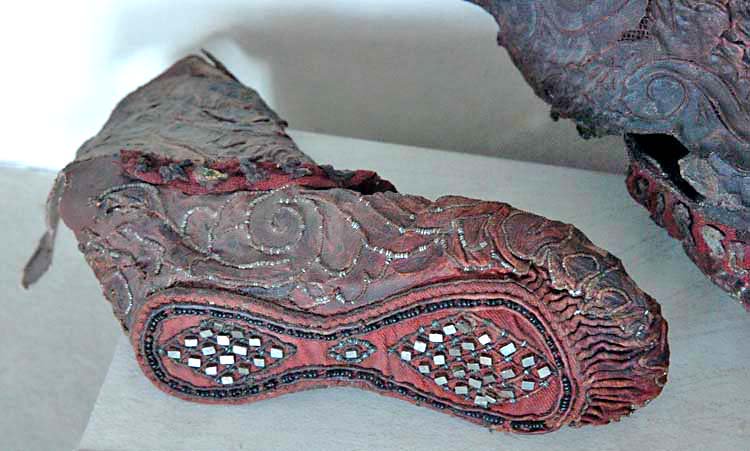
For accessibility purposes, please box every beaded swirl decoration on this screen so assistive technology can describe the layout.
[467,1,750,307]
[24,53,668,434]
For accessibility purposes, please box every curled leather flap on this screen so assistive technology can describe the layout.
[22,171,66,288]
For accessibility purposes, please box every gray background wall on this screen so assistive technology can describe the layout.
[2,0,625,173]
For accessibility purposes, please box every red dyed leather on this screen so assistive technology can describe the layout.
[25,54,669,434]
[468,0,750,303]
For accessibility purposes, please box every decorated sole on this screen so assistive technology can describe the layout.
[139,289,569,432]
[135,271,665,434]
[26,54,668,434]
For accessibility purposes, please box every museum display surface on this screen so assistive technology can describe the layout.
[23,54,668,434]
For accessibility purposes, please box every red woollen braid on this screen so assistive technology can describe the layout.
[24,54,668,434]
[626,137,750,309]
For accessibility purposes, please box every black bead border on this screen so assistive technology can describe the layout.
[142,297,574,430]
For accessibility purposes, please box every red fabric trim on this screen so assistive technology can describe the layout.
[120,150,396,195]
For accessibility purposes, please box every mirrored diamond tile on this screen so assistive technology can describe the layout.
[467,362,480,372]
[166,350,181,359]
[449,348,461,357]
[199,329,213,338]
[433,354,446,365]
[453,369,466,378]
[419,364,431,374]
[216,335,230,346]
[270,348,284,359]
[201,346,216,356]
[500,369,515,379]
[413,340,427,353]
[230,330,244,339]
[478,334,491,346]
[499,342,517,356]
[253,358,265,368]
[248,337,262,347]
[429,333,444,343]
[220,375,234,385]
[479,355,492,366]
[537,366,551,379]
[455,385,468,395]
[434,375,448,386]
[219,355,235,365]
[468,377,482,389]
[521,380,535,391]
[345,350,358,359]
[188,357,201,368]
[443,324,457,335]
[522,355,536,368]
[474,396,488,407]
[232,345,248,356]
[461,342,476,351]
[205,365,218,376]
[401,351,412,361]
[238,366,250,376]
[184,338,198,347]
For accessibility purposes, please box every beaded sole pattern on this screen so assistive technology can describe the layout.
[137,289,574,433]
[27,55,669,434]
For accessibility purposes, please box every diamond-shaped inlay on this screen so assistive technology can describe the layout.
[390,313,557,408]
[328,338,376,363]
[161,319,296,386]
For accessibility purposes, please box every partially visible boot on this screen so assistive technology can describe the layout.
[468,0,750,306]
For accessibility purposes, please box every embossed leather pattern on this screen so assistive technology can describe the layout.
[468,0,750,303]
[25,54,669,434]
